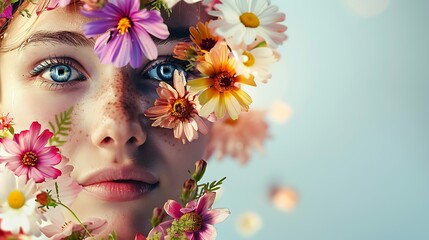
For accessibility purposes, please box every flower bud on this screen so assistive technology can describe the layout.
[134,233,147,240]
[192,160,207,182]
[36,191,50,206]
[151,207,166,227]
[181,178,197,201]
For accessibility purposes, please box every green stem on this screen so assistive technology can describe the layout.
[58,202,95,240]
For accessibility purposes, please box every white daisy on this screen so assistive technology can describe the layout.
[0,168,42,236]
[228,40,277,83]
[209,0,287,48]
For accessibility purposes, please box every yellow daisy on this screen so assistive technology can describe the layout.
[187,42,256,120]
[190,21,219,52]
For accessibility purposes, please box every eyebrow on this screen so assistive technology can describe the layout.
[19,26,191,50]
[19,30,94,50]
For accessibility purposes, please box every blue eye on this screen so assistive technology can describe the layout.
[31,57,87,84]
[47,65,71,82]
[145,62,187,82]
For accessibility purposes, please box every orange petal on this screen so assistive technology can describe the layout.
[230,88,253,108]
[199,91,220,118]
[236,74,256,87]
[215,93,226,119]
[188,77,213,93]
[198,87,217,105]
[224,92,242,120]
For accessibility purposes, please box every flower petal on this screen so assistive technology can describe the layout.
[202,208,230,225]
[164,200,183,219]
[196,191,216,215]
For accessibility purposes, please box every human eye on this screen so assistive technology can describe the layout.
[142,56,189,83]
[29,56,87,89]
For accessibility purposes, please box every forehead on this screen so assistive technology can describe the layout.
[2,1,212,49]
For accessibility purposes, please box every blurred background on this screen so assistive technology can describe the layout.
[206,0,429,239]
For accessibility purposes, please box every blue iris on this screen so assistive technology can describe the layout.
[156,63,177,81]
[49,65,72,82]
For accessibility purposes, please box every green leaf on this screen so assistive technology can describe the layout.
[49,106,73,147]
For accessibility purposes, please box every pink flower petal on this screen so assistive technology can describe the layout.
[196,191,216,215]
[196,224,217,240]
[202,208,230,225]
[0,137,21,155]
[164,200,184,219]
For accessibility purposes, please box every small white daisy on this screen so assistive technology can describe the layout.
[0,168,42,236]
[228,40,277,83]
[209,0,287,48]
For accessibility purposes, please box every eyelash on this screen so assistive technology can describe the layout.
[142,55,196,82]
[29,56,86,90]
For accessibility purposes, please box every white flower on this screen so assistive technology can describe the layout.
[0,168,42,236]
[209,0,287,48]
[228,40,277,83]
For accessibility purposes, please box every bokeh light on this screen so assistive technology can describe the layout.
[268,100,292,124]
[235,211,263,237]
[270,186,299,212]
[346,0,390,17]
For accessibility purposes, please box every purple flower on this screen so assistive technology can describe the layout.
[164,191,230,240]
[81,0,169,68]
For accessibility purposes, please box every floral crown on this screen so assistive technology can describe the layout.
[0,0,287,239]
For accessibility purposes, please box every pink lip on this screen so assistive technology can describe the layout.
[81,167,159,202]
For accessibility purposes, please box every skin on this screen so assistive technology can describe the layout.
[0,1,212,238]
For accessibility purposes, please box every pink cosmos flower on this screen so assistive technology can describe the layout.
[204,110,270,164]
[0,121,62,183]
[81,0,169,68]
[164,191,230,240]
[144,70,208,144]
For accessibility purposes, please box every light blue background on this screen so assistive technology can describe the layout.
[207,0,429,239]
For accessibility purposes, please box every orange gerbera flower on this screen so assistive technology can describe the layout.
[190,21,219,52]
[144,70,208,144]
[187,41,256,120]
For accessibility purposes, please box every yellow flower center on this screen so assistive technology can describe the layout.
[22,152,37,167]
[8,190,25,209]
[242,51,255,67]
[179,212,203,232]
[240,12,260,28]
[171,98,192,118]
[213,71,235,92]
[224,118,239,125]
[200,38,217,51]
[117,17,132,35]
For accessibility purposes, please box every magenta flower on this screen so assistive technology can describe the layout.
[0,3,12,19]
[0,121,62,183]
[81,0,169,68]
[164,191,230,240]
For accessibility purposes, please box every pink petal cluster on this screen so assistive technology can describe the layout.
[204,110,270,164]
[0,121,62,183]
[81,0,169,68]
[155,191,230,240]
[145,70,208,144]
[41,216,107,240]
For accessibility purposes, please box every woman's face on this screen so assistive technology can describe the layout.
[0,2,211,238]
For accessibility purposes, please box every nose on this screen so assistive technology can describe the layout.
[90,70,147,150]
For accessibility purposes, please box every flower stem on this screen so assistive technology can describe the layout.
[58,202,95,240]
